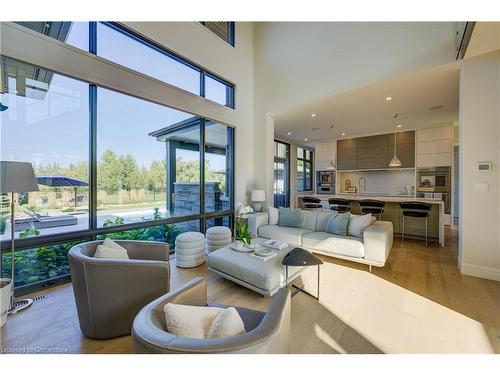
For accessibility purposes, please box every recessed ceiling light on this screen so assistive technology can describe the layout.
[385,97,392,101]
[287,132,292,135]
[304,138,308,142]
[397,124,403,128]
[311,113,316,117]
[341,133,346,136]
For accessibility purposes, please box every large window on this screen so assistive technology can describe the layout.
[14,22,89,51]
[0,55,235,293]
[0,57,90,241]
[200,22,235,46]
[274,141,290,208]
[297,147,313,192]
[96,23,200,95]
[12,22,235,108]
[96,87,194,227]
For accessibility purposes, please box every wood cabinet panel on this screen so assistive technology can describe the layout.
[416,126,451,142]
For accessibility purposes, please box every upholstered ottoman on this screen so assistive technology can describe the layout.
[205,226,232,254]
[175,232,206,268]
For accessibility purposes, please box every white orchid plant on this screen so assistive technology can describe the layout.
[235,202,254,245]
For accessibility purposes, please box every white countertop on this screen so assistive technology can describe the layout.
[301,194,443,205]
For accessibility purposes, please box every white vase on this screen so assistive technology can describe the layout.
[235,240,244,250]
[0,278,12,328]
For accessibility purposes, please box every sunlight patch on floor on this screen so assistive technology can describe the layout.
[299,263,494,353]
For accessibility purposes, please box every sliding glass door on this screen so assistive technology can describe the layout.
[273,140,290,208]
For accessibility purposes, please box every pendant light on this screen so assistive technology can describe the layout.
[389,114,402,167]
[327,124,336,170]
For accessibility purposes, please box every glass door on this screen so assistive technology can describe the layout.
[273,140,290,208]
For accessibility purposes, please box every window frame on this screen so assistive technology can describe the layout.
[273,140,290,208]
[99,22,235,108]
[296,146,314,192]
[0,55,235,294]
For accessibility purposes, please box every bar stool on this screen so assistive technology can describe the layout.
[399,202,432,247]
[328,198,351,213]
[359,199,386,221]
[302,196,323,211]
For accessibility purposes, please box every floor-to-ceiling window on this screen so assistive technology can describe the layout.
[297,147,313,192]
[1,22,235,293]
[274,140,290,208]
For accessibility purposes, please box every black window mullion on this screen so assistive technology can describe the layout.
[200,71,205,97]
[89,22,97,54]
[200,119,206,217]
[89,85,97,230]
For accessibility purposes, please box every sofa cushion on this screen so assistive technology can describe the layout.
[315,212,332,232]
[207,307,246,339]
[325,212,350,236]
[302,231,365,258]
[300,210,318,231]
[268,206,279,225]
[278,208,303,228]
[164,303,223,338]
[257,225,312,245]
[348,214,376,238]
[94,244,129,259]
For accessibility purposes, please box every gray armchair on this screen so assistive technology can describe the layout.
[68,240,170,339]
[132,277,291,354]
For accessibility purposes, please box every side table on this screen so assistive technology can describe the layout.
[282,247,323,300]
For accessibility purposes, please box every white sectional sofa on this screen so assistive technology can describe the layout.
[248,210,393,270]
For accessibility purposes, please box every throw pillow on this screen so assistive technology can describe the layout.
[278,207,302,228]
[268,206,279,225]
[164,303,224,338]
[102,238,127,251]
[325,212,350,236]
[348,214,374,238]
[94,244,129,259]
[207,307,246,339]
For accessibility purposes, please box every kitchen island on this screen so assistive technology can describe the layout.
[297,194,445,246]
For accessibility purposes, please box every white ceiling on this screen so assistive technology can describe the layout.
[273,61,460,145]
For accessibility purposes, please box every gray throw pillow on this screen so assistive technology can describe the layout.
[325,212,350,236]
[278,208,302,228]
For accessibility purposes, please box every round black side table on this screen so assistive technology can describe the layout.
[282,247,323,300]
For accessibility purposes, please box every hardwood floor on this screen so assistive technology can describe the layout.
[1,227,498,354]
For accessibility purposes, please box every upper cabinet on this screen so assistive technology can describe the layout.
[387,131,415,168]
[416,126,452,167]
[337,130,415,170]
[337,138,358,170]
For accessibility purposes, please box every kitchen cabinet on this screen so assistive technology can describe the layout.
[357,134,389,169]
[336,130,415,170]
[337,138,357,170]
[387,131,415,168]
[416,126,452,167]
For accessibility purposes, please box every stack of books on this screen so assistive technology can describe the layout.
[263,239,288,251]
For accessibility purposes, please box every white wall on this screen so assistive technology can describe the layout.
[253,22,458,207]
[459,50,500,281]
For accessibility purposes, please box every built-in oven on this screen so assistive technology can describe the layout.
[417,166,451,214]
[417,167,450,192]
[316,171,335,194]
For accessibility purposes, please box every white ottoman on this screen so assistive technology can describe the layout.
[175,232,206,268]
[206,226,232,254]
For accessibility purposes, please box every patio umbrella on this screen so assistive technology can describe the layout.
[35,175,89,207]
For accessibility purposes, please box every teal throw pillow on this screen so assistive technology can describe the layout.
[325,212,350,236]
[278,208,303,228]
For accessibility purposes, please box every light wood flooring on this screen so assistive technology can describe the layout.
[1,227,498,354]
